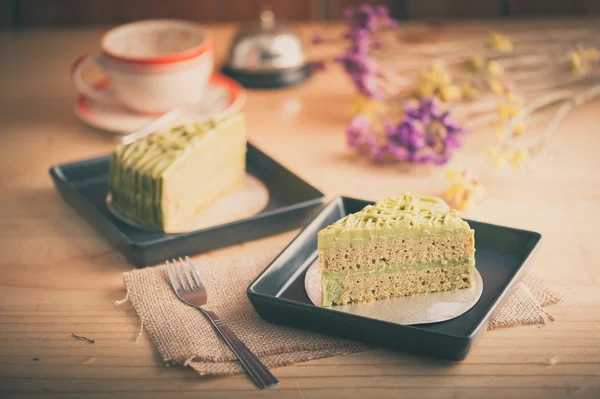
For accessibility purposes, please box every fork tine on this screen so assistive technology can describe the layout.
[165,261,180,291]
[173,258,189,291]
[186,256,206,291]
[179,257,196,289]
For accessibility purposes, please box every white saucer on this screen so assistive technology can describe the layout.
[74,73,246,134]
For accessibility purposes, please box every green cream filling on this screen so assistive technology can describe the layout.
[318,194,472,249]
[321,257,475,307]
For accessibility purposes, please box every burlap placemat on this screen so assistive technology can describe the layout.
[120,252,562,376]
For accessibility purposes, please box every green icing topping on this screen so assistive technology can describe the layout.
[318,194,471,249]
[109,119,223,230]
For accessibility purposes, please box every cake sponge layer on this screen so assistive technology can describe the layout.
[319,232,474,274]
[161,155,245,232]
[322,261,474,306]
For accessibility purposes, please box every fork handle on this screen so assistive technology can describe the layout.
[203,310,279,389]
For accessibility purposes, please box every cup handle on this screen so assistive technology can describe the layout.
[71,54,119,104]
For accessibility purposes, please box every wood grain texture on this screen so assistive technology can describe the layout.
[17,0,220,26]
[1,20,600,399]
[15,0,315,26]
[508,0,600,16]
[326,0,410,20]
[408,0,500,20]
[213,0,316,22]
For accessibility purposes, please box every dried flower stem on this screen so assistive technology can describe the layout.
[401,28,598,57]
[71,333,95,344]
[496,85,600,167]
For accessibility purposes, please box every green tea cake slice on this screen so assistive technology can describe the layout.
[317,194,475,306]
[109,113,246,233]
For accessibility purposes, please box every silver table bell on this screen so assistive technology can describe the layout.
[221,8,312,88]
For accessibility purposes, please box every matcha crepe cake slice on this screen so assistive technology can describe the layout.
[317,194,475,306]
[109,113,246,233]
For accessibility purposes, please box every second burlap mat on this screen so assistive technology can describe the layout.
[121,251,562,376]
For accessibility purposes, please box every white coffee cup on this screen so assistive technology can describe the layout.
[71,19,214,114]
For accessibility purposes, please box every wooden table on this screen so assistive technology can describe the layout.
[1,20,600,399]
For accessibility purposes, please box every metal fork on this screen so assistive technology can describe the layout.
[165,256,279,389]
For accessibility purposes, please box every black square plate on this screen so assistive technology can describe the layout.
[248,196,542,360]
[49,143,326,267]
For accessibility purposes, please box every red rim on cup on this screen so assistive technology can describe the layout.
[100,19,213,65]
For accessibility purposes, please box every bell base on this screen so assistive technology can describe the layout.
[221,64,312,89]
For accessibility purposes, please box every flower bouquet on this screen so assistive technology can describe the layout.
[312,4,600,209]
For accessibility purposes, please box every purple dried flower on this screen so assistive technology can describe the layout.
[374,5,389,17]
[336,5,399,100]
[372,39,384,49]
[311,34,324,45]
[352,74,386,99]
[352,28,372,52]
[386,18,400,29]
[336,50,378,76]
[344,4,398,34]
[346,114,370,148]
[343,7,355,21]
[446,121,465,135]
[369,144,386,162]
[348,97,467,165]
[386,143,409,161]
[433,153,451,165]
[405,98,436,121]
[307,61,327,73]
[412,148,436,164]
[346,115,389,162]
[355,5,379,32]
[444,133,463,149]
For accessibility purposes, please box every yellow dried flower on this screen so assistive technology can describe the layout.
[581,47,600,59]
[508,149,528,168]
[444,165,485,211]
[506,91,525,105]
[513,121,526,137]
[488,146,507,169]
[571,51,582,73]
[439,84,462,102]
[415,61,460,102]
[419,66,433,80]
[493,121,506,140]
[469,56,486,72]
[497,104,508,120]
[488,147,528,169]
[415,81,436,98]
[498,104,520,121]
[489,78,505,96]
[497,103,520,121]
[460,81,479,99]
[487,31,514,52]
[507,105,520,118]
[487,61,502,76]
[431,60,445,74]
[349,95,384,117]
[571,47,599,74]
[438,71,451,85]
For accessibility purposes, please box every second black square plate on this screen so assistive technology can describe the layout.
[248,196,542,360]
[49,143,326,267]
